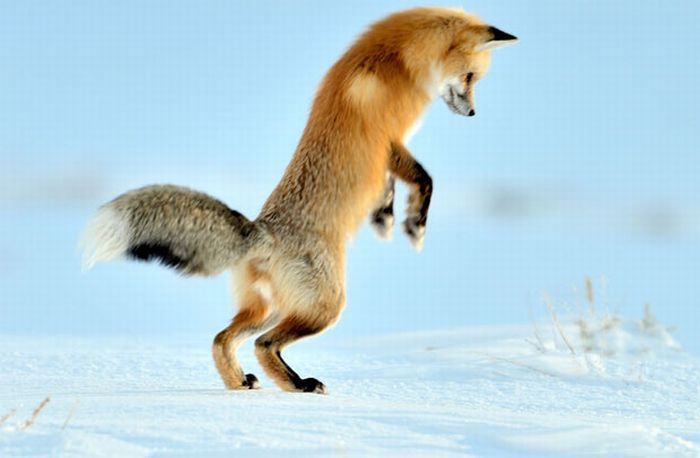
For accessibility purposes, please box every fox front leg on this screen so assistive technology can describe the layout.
[389,142,433,251]
[369,173,396,240]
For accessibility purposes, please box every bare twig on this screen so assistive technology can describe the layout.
[20,396,51,431]
[585,276,597,316]
[524,338,545,353]
[641,304,656,331]
[528,305,546,353]
[0,408,17,427]
[585,276,595,306]
[544,293,576,356]
[61,400,80,431]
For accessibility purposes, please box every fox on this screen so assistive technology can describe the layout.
[81,7,517,394]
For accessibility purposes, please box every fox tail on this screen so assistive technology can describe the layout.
[81,185,261,276]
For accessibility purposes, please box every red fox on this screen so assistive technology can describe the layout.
[82,7,517,393]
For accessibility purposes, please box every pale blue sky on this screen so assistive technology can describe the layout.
[3,1,699,193]
[1,2,699,352]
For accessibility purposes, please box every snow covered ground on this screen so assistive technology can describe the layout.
[2,308,698,457]
[3,199,698,456]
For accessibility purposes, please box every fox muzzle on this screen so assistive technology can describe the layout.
[442,85,475,117]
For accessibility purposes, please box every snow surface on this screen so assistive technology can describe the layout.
[2,310,698,457]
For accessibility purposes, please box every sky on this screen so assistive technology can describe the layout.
[1,2,699,352]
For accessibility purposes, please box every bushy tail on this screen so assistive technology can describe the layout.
[81,185,261,276]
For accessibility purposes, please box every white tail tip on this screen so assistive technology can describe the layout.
[80,206,130,271]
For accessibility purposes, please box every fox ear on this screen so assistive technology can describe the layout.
[474,26,518,52]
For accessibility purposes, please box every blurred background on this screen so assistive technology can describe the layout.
[1,1,698,353]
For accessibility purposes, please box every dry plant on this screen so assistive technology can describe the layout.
[526,305,548,353]
[535,278,678,369]
[513,278,675,380]
[585,276,594,307]
[641,304,656,331]
[544,293,576,356]
[20,396,51,431]
[0,408,17,427]
[61,400,80,431]
[531,278,621,377]
[2,396,81,433]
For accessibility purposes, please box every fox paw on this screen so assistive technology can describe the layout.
[243,373,261,389]
[370,208,394,240]
[403,216,426,252]
[299,377,327,394]
[224,373,260,390]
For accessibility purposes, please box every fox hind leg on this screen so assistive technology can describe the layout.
[254,309,339,394]
[212,288,276,390]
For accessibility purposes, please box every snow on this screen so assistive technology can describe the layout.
[3,196,698,457]
[2,310,698,457]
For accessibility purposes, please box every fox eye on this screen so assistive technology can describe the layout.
[465,72,474,83]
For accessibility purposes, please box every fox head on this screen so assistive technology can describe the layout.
[324,8,517,128]
[351,8,517,118]
[437,18,518,117]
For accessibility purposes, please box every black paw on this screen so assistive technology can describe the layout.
[242,373,261,389]
[299,377,327,394]
[402,215,426,251]
[370,208,394,240]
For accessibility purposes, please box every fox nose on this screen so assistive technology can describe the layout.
[468,109,476,117]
